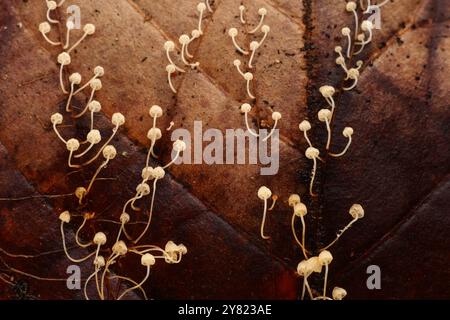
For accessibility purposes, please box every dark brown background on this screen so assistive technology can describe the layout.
[0,0,449,299]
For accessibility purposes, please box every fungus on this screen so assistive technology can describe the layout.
[297,260,313,300]
[332,287,347,300]
[291,200,308,259]
[75,129,101,158]
[244,72,255,99]
[46,1,59,24]
[75,212,95,248]
[59,211,96,263]
[83,145,117,202]
[249,8,267,34]
[73,79,102,118]
[166,64,177,93]
[39,22,61,46]
[164,41,185,73]
[329,127,354,157]
[318,109,332,150]
[197,3,207,34]
[258,25,270,47]
[67,23,96,53]
[248,41,260,69]
[241,103,259,137]
[65,72,82,112]
[341,27,352,58]
[343,68,360,91]
[299,120,312,147]
[73,66,105,95]
[239,5,246,24]
[87,100,102,131]
[179,34,199,68]
[263,112,281,142]
[186,29,201,58]
[163,139,186,169]
[57,52,71,94]
[305,147,320,197]
[117,253,154,300]
[346,2,359,44]
[66,138,81,168]
[51,113,66,144]
[205,0,213,12]
[228,28,249,55]
[319,85,336,117]
[64,21,75,49]
[321,204,364,250]
[318,250,333,297]
[233,59,245,77]
[257,186,272,240]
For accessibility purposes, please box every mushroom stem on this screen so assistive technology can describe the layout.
[84,266,100,300]
[246,78,255,99]
[329,136,352,157]
[262,119,279,142]
[85,158,110,196]
[343,78,358,91]
[325,118,331,150]
[248,46,258,68]
[67,32,88,53]
[75,217,93,248]
[260,198,270,239]
[249,13,266,34]
[303,131,312,148]
[117,266,151,300]
[59,64,68,94]
[74,141,95,158]
[46,8,59,24]
[133,179,159,244]
[320,217,358,251]
[73,87,96,118]
[232,36,249,55]
[291,213,308,259]
[239,6,246,24]
[309,157,317,197]
[163,150,181,169]
[53,123,67,144]
[81,126,119,167]
[205,0,213,12]
[60,221,96,263]
[42,33,61,46]
[109,275,148,300]
[165,50,185,73]
[65,82,76,112]
[323,264,329,297]
[244,112,259,137]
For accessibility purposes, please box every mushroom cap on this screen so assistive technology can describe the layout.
[343,127,354,137]
[51,113,63,125]
[94,66,105,77]
[197,2,207,11]
[112,241,128,256]
[57,52,71,65]
[66,138,80,152]
[261,25,270,33]
[257,186,272,200]
[341,27,351,36]
[318,109,332,122]
[149,105,163,118]
[141,166,155,180]
[294,203,307,217]
[305,147,320,159]
[258,8,268,15]
[47,1,57,10]
[147,127,162,141]
[39,22,51,34]
[90,79,103,90]
[332,287,347,300]
[179,34,190,45]
[59,211,71,223]
[319,85,335,98]
[173,139,187,152]
[244,72,254,81]
[83,23,96,35]
[319,250,333,265]
[69,72,82,84]
[88,100,102,112]
[250,41,260,50]
[153,166,165,179]
[102,145,117,160]
[272,112,282,121]
[164,41,175,51]
[288,194,301,207]
[141,253,156,266]
[112,112,125,126]
[228,28,238,37]
[93,232,107,246]
[346,1,357,11]
[120,213,130,224]
[240,103,252,113]
[166,64,176,73]
[299,120,311,132]
[349,204,364,219]
[297,260,309,276]
[361,20,374,31]
[136,182,151,195]
[87,129,102,144]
